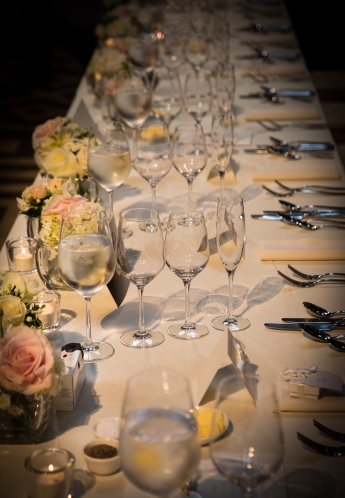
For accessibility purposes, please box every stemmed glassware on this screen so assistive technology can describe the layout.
[172,123,208,213]
[58,208,116,362]
[133,116,172,212]
[212,195,251,331]
[184,29,209,73]
[183,69,213,125]
[216,61,236,113]
[209,372,285,498]
[211,110,235,196]
[88,121,131,212]
[116,208,165,348]
[128,35,159,75]
[165,210,210,340]
[151,67,183,129]
[119,367,201,498]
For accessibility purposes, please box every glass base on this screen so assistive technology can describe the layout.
[168,322,209,340]
[120,330,165,348]
[211,314,251,332]
[81,340,115,362]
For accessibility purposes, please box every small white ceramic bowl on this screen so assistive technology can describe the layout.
[83,438,120,475]
[92,417,120,440]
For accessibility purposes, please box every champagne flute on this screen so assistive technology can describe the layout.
[133,116,172,212]
[211,195,251,332]
[209,372,285,498]
[58,208,116,362]
[211,110,235,196]
[216,61,236,113]
[152,67,183,129]
[183,69,213,125]
[88,121,131,212]
[116,208,165,348]
[172,123,208,213]
[165,210,210,340]
[119,367,201,498]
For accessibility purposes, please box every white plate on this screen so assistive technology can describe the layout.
[194,406,229,446]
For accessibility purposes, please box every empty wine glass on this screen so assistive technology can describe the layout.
[165,210,210,340]
[114,70,152,132]
[119,367,201,498]
[209,372,285,498]
[184,29,209,73]
[215,61,236,113]
[88,121,131,212]
[211,110,235,196]
[159,27,186,71]
[211,195,251,332]
[183,69,213,125]
[58,208,116,362]
[172,123,208,213]
[152,67,183,129]
[116,208,165,348]
[133,116,172,212]
[128,34,159,75]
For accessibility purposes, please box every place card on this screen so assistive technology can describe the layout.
[227,330,257,401]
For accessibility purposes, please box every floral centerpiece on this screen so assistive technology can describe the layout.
[17,177,69,219]
[32,116,90,179]
[94,3,139,46]
[0,272,64,443]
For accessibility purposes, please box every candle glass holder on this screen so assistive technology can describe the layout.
[30,290,61,334]
[6,237,37,274]
[24,448,75,498]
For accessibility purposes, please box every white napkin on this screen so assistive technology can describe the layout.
[260,238,345,261]
[240,155,341,182]
[279,377,345,412]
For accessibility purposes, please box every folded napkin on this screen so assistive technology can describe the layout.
[241,155,341,182]
[279,377,345,412]
[260,238,345,261]
[243,100,321,122]
[241,61,307,79]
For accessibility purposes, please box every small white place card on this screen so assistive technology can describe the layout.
[227,330,257,402]
[281,366,344,400]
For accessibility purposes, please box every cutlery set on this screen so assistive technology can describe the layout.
[240,86,314,104]
[246,136,334,159]
[237,49,300,64]
[297,420,345,456]
[238,22,292,34]
[256,119,328,131]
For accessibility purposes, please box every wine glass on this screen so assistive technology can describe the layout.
[119,366,201,498]
[133,116,172,212]
[183,69,213,125]
[114,70,152,132]
[211,110,235,196]
[151,67,183,129]
[159,30,186,72]
[128,35,159,75]
[216,61,236,113]
[165,210,210,340]
[172,123,208,213]
[209,372,285,498]
[211,195,251,332]
[184,29,209,73]
[58,208,116,362]
[88,121,131,212]
[116,208,165,348]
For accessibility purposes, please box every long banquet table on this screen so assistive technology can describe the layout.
[1,2,345,497]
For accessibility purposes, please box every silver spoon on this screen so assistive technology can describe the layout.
[299,219,345,230]
[279,200,345,212]
[298,324,345,352]
[303,302,345,318]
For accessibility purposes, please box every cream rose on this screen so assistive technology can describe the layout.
[0,325,56,395]
[41,195,88,222]
[76,145,89,171]
[30,183,48,200]
[0,295,27,331]
[32,117,65,149]
[40,148,85,179]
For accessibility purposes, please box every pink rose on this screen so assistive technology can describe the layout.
[0,325,56,395]
[41,195,88,222]
[32,116,64,141]
[30,183,48,200]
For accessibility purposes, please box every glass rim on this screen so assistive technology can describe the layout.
[120,207,160,222]
[168,209,205,220]
[91,120,126,132]
[6,236,37,248]
[25,447,75,474]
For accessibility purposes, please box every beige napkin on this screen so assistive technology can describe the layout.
[260,238,345,261]
[279,377,345,412]
[240,155,341,182]
[243,100,321,122]
[241,61,307,79]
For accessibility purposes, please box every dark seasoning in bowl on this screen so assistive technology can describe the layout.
[85,444,118,459]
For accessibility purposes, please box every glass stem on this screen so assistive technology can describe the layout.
[108,190,114,213]
[187,179,193,214]
[226,270,236,322]
[219,170,225,196]
[151,184,157,211]
[137,286,147,338]
[183,281,193,328]
[84,297,93,346]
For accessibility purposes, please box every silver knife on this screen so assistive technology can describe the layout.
[251,212,345,220]
[264,323,339,331]
[281,318,345,325]
[240,89,314,99]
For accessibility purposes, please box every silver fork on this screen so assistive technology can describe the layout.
[278,271,345,287]
[257,119,328,131]
[288,264,345,280]
[275,180,345,193]
[313,420,345,442]
[297,432,345,456]
[262,185,345,197]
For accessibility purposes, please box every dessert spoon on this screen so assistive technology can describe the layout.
[303,302,345,317]
[279,200,345,212]
[298,323,345,351]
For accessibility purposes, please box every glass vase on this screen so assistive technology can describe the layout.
[25,215,40,240]
[0,388,52,444]
[36,239,72,291]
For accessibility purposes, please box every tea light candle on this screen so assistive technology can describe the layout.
[34,464,66,498]
[39,303,55,329]
[14,250,35,272]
